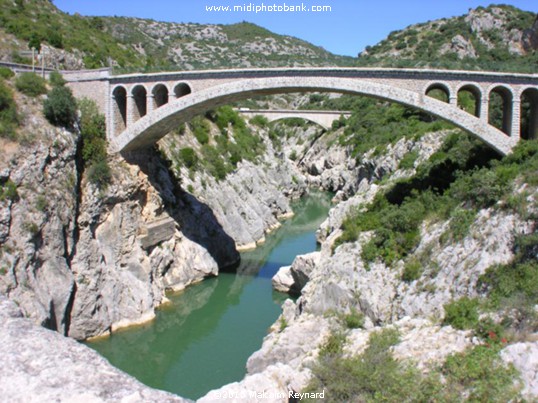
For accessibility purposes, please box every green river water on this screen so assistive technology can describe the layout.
[86,192,332,400]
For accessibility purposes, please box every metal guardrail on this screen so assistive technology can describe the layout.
[0,61,112,77]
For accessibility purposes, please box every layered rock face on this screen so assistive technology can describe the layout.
[0,131,234,339]
[0,296,191,402]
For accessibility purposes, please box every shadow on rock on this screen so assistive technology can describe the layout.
[122,148,240,270]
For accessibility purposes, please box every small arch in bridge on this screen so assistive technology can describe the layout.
[521,87,538,140]
[112,85,127,135]
[152,84,169,109]
[488,86,513,136]
[132,85,148,122]
[457,84,482,118]
[425,83,450,103]
[174,82,192,99]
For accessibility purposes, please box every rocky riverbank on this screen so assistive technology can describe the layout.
[201,126,538,401]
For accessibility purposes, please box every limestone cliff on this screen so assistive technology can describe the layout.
[0,91,240,340]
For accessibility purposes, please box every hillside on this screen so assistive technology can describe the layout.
[0,0,353,70]
[357,5,538,72]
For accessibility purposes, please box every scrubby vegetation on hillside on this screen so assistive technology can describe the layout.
[166,106,265,181]
[0,79,19,140]
[306,327,521,402]
[0,0,140,68]
[357,5,538,73]
[0,0,353,70]
[78,99,111,189]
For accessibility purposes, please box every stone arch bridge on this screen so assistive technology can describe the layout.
[64,67,538,156]
[235,109,352,129]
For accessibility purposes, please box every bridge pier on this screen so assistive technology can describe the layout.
[449,95,458,106]
[480,99,489,123]
[126,95,135,128]
[147,94,155,114]
[511,99,521,141]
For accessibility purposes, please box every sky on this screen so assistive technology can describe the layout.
[52,1,538,57]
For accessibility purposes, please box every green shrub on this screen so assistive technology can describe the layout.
[0,67,15,80]
[289,150,298,161]
[402,258,422,282]
[449,168,504,208]
[23,221,39,236]
[343,308,365,329]
[190,116,210,145]
[479,232,538,307]
[46,30,63,49]
[443,297,479,330]
[250,115,269,127]
[441,345,521,402]
[79,99,106,161]
[48,71,66,87]
[178,147,198,169]
[0,81,19,140]
[87,160,111,189]
[15,72,47,97]
[35,195,47,212]
[0,180,19,202]
[201,144,230,180]
[306,328,434,402]
[318,331,346,357]
[398,150,419,169]
[43,86,77,128]
[78,99,110,189]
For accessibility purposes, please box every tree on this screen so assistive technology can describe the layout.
[28,33,41,52]
[43,86,77,128]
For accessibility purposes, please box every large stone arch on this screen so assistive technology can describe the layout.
[456,83,483,118]
[488,85,514,136]
[112,77,516,155]
[151,83,169,109]
[174,82,192,99]
[425,82,452,103]
[521,87,538,140]
[131,85,148,123]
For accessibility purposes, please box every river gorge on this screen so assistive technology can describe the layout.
[86,193,332,399]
